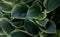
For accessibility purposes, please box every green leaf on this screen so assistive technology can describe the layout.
[0,35,7,37]
[11,30,32,37]
[40,21,56,34]
[11,4,28,19]
[39,32,56,37]
[44,0,60,11]
[24,19,40,35]
[35,18,49,28]
[0,2,12,12]
[27,4,40,19]
[27,4,47,20]
[11,19,25,30]
[0,19,15,34]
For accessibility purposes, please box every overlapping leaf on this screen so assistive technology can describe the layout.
[40,21,56,34]
[0,0,58,37]
[0,19,15,34]
[44,0,60,11]
[11,4,28,19]
[24,19,40,35]
[35,18,49,28]
[27,4,47,20]
[11,30,32,37]
[0,2,12,12]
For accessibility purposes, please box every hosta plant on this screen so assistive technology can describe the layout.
[0,0,60,37]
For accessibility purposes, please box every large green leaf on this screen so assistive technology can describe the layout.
[11,4,28,19]
[0,19,15,35]
[44,0,60,11]
[27,4,40,19]
[11,30,32,37]
[0,2,12,12]
[27,4,47,20]
[40,21,56,34]
[24,19,40,35]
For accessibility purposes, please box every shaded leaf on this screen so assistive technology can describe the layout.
[44,0,60,11]
[11,30,32,37]
[40,21,56,34]
[11,4,28,19]
[0,19,15,34]
[0,2,12,12]
[24,19,40,35]
[27,4,47,20]
[35,18,49,28]
[39,32,56,37]
[0,35,7,37]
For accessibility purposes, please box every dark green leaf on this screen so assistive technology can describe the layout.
[11,4,28,19]
[0,2,12,12]
[44,0,60,11]
[35,18,49,28]
[11,30,32,37]
[39,32,56,37]
[0,35,7,37]
[0,19,15,34]
[24,19,40,35]
[40,21,56,34]
[27,4,47,20]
